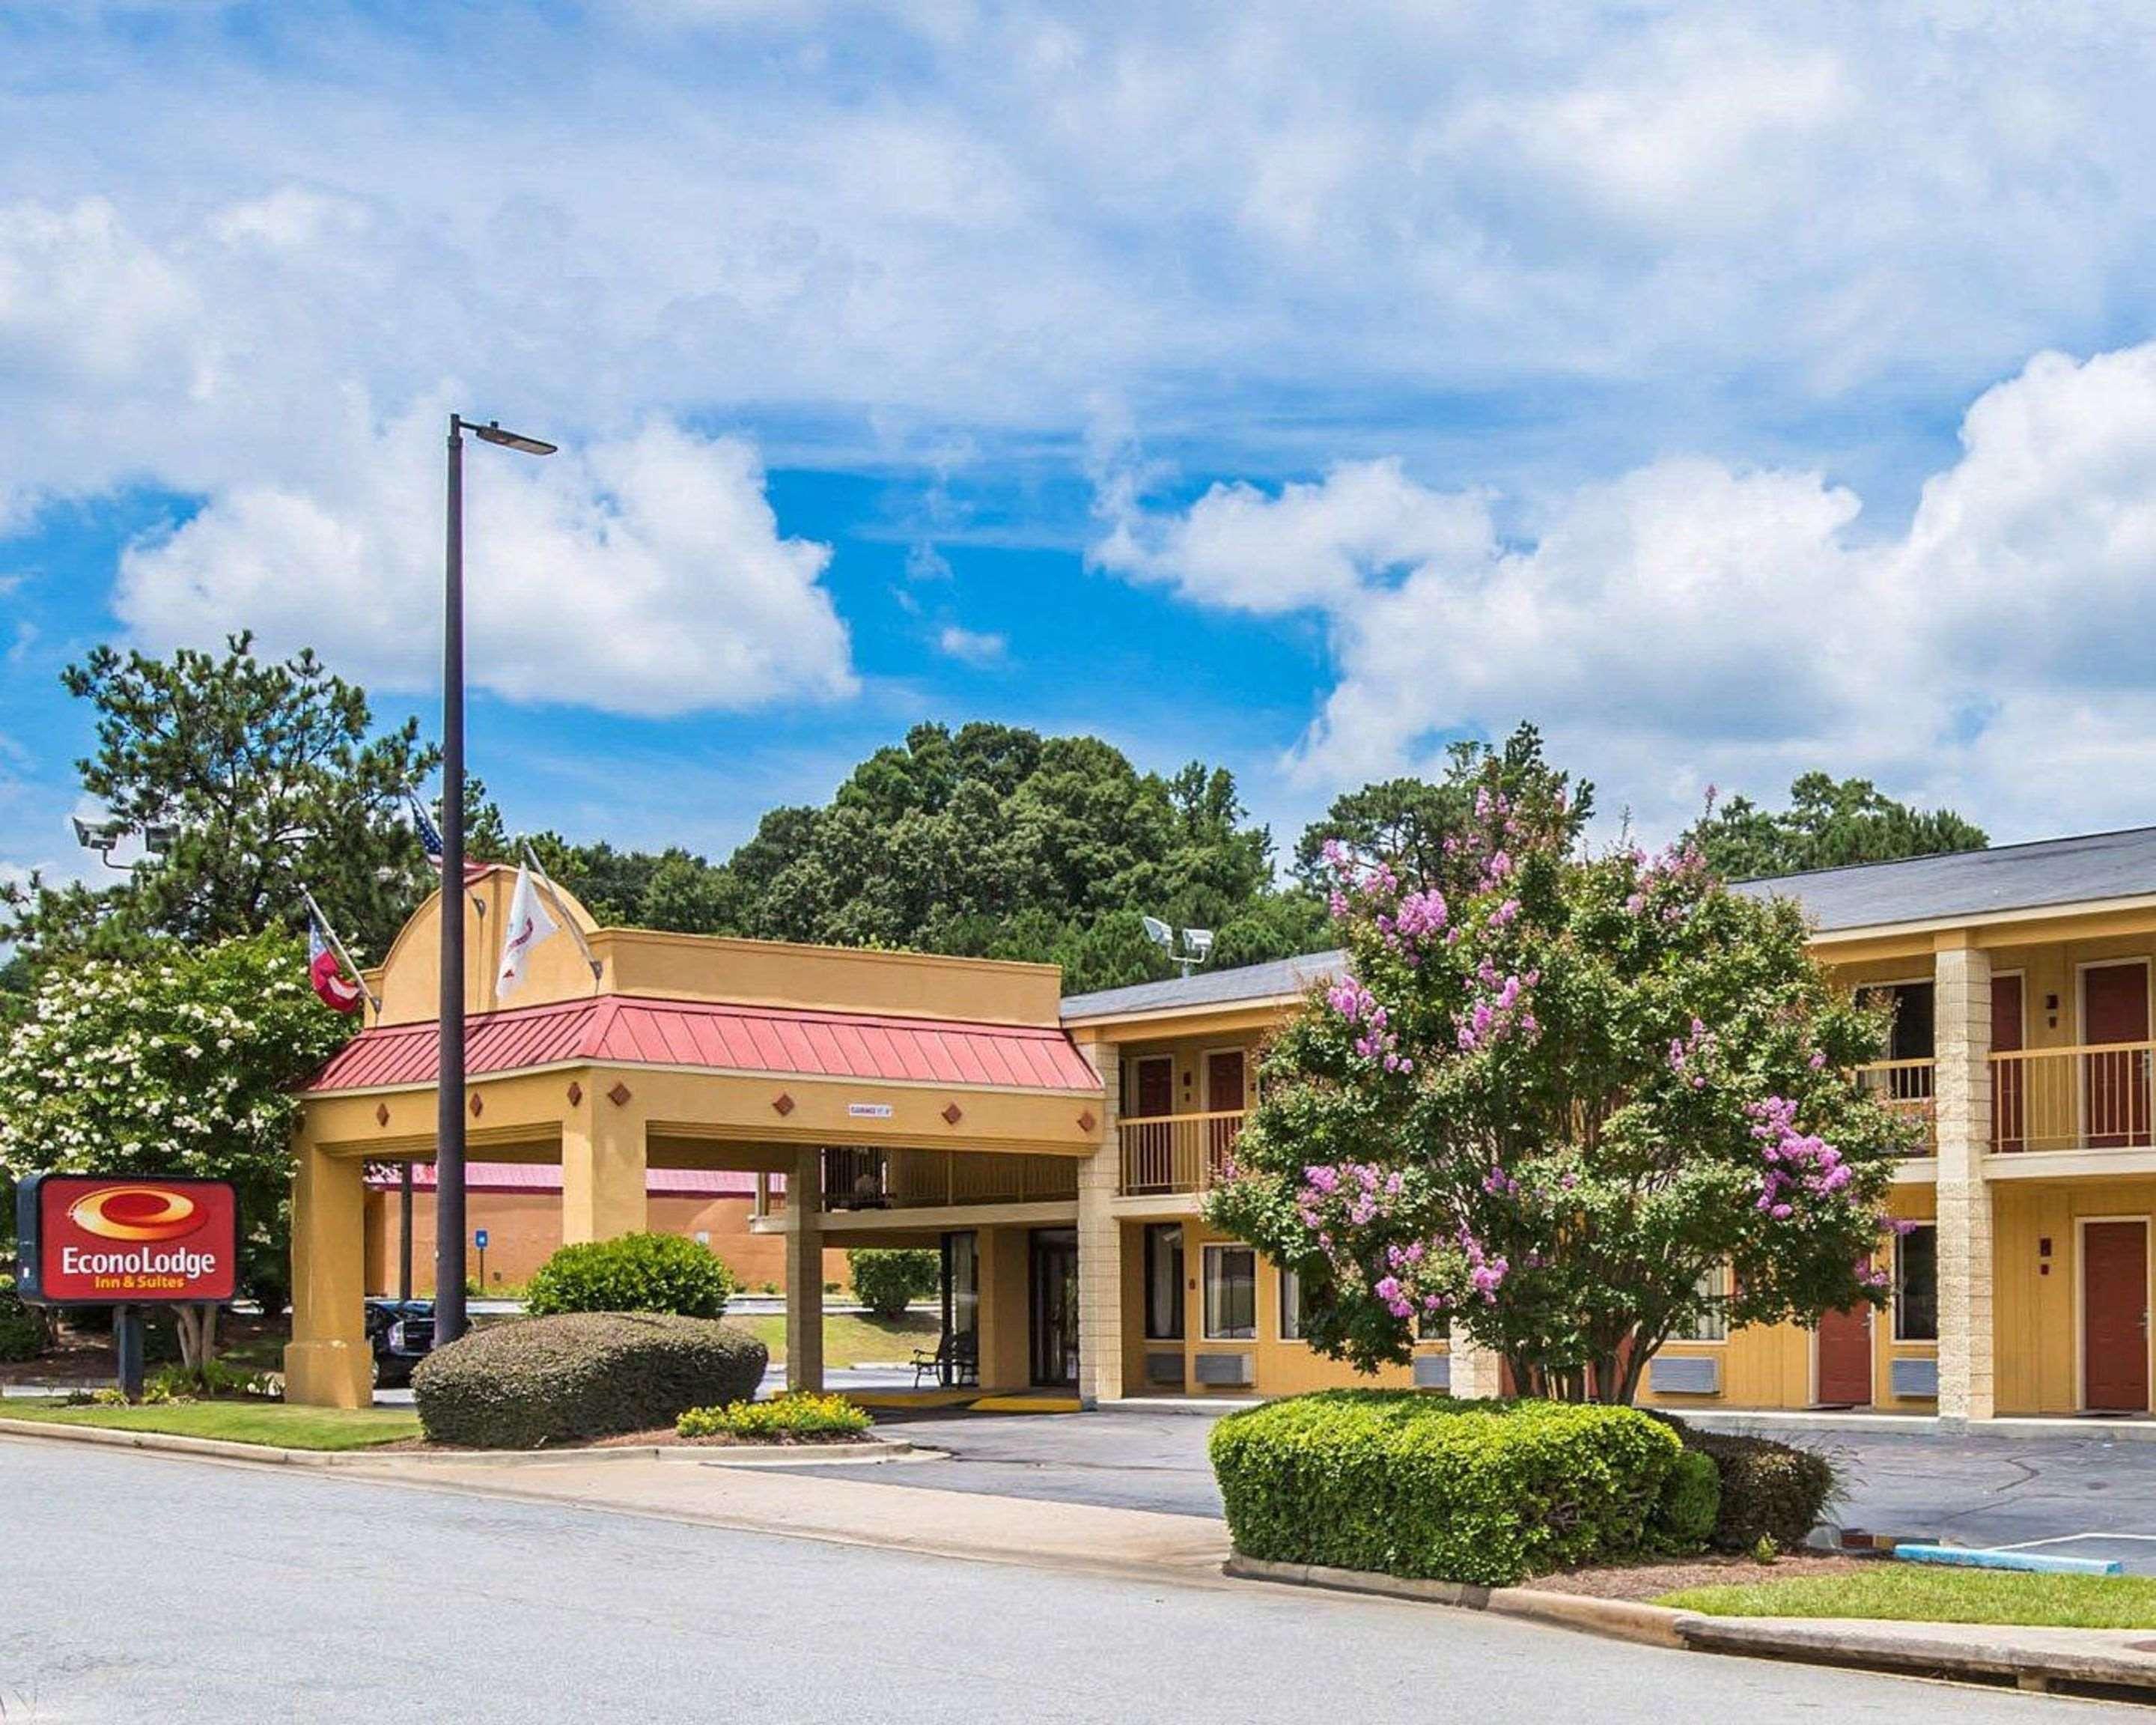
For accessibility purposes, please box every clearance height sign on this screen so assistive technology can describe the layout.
[14,1175,238,1306]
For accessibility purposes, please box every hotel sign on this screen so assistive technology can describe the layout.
[13,1175,239,1306]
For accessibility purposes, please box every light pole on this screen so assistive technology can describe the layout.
[436,414,555,1347]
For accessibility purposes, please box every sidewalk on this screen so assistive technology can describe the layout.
[335,1446,1231,1586]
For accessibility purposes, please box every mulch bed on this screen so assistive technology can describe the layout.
[1527,1550,1872,1601]
[370,1426,877,1453]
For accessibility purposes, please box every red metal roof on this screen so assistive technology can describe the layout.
[304,994,1101,1095]
[365,1161,762,1198]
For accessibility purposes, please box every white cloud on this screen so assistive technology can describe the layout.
[1094,341,2156,842]
[936,624,1007,667]
[116,410,855,717]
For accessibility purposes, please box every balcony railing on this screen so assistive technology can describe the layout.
[1855,1059,1937,1154]
[820,1146,1079,1211]
[1991,1041,2155,1154]
[1118,1109,1246,1196]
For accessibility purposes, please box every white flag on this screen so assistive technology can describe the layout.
[497,863,559,999]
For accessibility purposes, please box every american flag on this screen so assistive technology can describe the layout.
[409,794,490,885]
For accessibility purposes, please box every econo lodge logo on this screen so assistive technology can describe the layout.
[66,1184,206,1244]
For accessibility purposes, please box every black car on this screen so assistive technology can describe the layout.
[364,1298,435,1387]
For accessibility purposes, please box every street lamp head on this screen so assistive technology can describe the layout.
[70,815,121,854]
[472,420,557,457]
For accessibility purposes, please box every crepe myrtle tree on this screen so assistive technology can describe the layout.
[1206,767,1916,1405]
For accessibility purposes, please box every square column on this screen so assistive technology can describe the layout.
[284,1134,372,1408]
[561,1083,648,1245]
[785,1147,825,1393]
[1074,1035,1124,1407]
[1446,1336,1505,1400]
[1934,936,1995,1425]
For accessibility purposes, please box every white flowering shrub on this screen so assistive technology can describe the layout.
[0,931,356,1312]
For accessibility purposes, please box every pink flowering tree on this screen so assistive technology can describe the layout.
[1207,746,1913,1404]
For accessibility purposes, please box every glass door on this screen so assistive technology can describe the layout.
[1029,1228,1079,1387]
[940,1231,979,1387]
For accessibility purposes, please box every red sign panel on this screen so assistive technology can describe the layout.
[16,1175,238,1306]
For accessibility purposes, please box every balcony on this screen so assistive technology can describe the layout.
[820,1146,1079,1211]
[1118,1110,1245,1196]
[1855,1059,1936,1154]
[1991,1041,2155,1154]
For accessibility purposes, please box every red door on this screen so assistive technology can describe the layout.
[1815,1296,1873,1407]
[2083,965,2151,1149]
[2084,1222,2150,1413]
[1205,1050,1246,1178]
[1124,1056,1177,1191]
[1993,974,2025,1151]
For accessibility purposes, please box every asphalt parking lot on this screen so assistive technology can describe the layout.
[789,1405,2156,1569]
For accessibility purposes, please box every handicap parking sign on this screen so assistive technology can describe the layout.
[475,1229,490,1250]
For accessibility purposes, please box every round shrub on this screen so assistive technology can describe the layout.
[1209,1390,1688,1587]
[413,1312,767,1448]
[525,1232,736,1320]
[1651,1448,1723,1551]
[1681,1428,1837,1551]
[0,1276,46,1363]
[846,1248,939,1318]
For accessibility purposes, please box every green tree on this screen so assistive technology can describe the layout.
[1294,724,1598,898]
[0,931,357,1360]
[1686,773,1988,881]
[4,635,439,967]
[1211,754,1912,1404]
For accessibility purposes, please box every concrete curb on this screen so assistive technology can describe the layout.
[1224,1550,2156,1694]
[1220,1554,1690,1647]
[0,1417,907,1470]
[1675,1615,2156,1696]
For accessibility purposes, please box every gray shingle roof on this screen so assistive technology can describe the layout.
[1060,948,1345,1020]
[1729,826,2156,932]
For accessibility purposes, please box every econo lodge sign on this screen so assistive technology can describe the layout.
[14,1175,238,1306]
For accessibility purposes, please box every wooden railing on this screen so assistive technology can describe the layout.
[1991,1041,2156,1154]
[820,1147,1079,1210]
[1854,1058,1937,1154]
[1118,1110,1246,1196]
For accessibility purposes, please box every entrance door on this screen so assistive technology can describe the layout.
[1815,1297,1872,1407]
[1029,1228,1079,1387]
[1205,1049,1246,1180]
[2084,1220,2151,1413]
[2083,964,2152,1149]
[1993,974,2026,1151]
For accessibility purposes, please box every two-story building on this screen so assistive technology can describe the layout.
[286,828,2156,1423]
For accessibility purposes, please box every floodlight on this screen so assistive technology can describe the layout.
[1142,915,1175,951]
[71,815,121,854]
[142,823,179,855]
[1184,927,1214,962]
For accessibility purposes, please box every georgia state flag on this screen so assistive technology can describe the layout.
[309,925,365,1014]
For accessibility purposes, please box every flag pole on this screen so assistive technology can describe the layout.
[299,883,382,1015]
[521,841,603,985]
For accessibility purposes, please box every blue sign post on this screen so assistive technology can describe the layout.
[474,1229,489,1293]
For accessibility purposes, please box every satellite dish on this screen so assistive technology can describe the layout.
[1142,915,1175,951]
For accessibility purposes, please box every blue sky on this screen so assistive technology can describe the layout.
[11,1,2156,889]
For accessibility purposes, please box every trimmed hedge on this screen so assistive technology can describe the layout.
[1653,1448,1723,1550]
[1678,1427,1837,1551]
[846,1248,939,1319]
[413,1312,767,1448]
[1209,1391,1690,1586]
[524,1232,736,1320]
[0,1277,45,1363]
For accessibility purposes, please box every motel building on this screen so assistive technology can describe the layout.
[289,829,2156,1423]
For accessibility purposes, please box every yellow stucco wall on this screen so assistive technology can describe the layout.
[1994,1176,2156,1415]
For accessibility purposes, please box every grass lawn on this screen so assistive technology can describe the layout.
[739,1309,940,1367]
[3,1399,421,1451]
[1657,1563,2156,1629]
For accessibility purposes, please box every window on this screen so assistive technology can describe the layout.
[1278,1265,1317,1341]
[1416,1308,1450,1342]
[1203,1244,1257,1339]
[1144,1223,1185,1341]
[1895,1225,1938,1342]
[1681,1265,1729,1342]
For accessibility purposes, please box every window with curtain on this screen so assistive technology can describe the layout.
[1143,1223,1184,1341]
[1203,1244,1257,1339]
[1895,1225,1938,1341]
